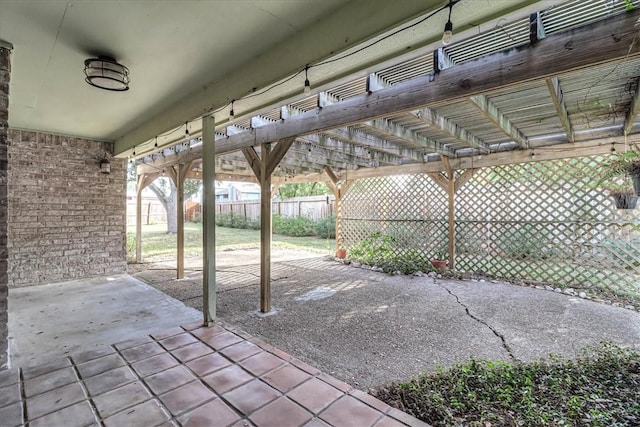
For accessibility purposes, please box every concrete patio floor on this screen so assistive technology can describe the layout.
[3,273,426,426]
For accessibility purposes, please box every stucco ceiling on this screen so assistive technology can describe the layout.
[0,0,549,153]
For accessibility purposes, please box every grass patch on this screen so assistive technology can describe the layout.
[374,343,640,427]
[126,223,334,260]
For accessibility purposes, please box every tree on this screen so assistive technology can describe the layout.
[147,177,202,233]
[276,182,331,199]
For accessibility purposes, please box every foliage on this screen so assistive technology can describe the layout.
[126,233,136,259]
[276,182,331,199]
[497,224,557,260]
[374,343,640,427]
[215,212,260,230]
[272,214,316,237]
[348,232,433,274]
[314,215,335,239]
[595,150,640,189]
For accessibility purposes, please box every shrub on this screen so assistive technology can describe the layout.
[314,215,335,239]
[215,212,259,230]
[126,233,135,259]
[272,214,315,237]
[348,232,432,274]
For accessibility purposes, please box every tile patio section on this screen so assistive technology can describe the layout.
[0,321,428,427]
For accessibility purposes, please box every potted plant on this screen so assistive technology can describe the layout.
[431,251,448,270]
[336,246,347,259]
[608,186,638,209]
[597,150,640,195]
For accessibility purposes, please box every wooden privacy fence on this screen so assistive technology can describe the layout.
[216,195,334,220]
[340,155,640,295]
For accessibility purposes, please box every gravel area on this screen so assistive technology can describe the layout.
[131,249,640,390]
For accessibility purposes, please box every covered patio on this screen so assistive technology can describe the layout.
[1,0,640,425]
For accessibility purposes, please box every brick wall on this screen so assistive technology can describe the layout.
[7,130,127,286]
[1,46,10,368]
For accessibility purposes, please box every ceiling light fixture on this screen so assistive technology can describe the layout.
[84,56,130,91]
[442,0,455,45]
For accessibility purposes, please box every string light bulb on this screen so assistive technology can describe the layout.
[132,146,136,156]
[611,143,616,153]
[442,1,454,45]
[530,150,536,159]
[185,122,190,136]
[229,100,235,120]
[303,65,311,95]
[154,137,158,148]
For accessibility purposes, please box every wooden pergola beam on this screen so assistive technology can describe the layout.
[470,95,528,149]
[362,118,454,157]
[414,107,489,152]
[546,77,575,142]
[212,9,640,154]
[325,127,425,163]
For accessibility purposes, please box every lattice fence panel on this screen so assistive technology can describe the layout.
[339,156,640,296]
[340,175,448,258]
[456,156,640,296]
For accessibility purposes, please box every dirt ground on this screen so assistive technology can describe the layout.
[130,248,640,391]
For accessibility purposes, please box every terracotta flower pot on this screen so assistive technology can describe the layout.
[336,248,347,259]
[431,259,448,270]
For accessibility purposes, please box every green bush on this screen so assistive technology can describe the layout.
[215,212,259,230]
[348,232,432,274]
[126,233,135,259]
[272,214,315,237]
[374,343,640,427]
[314,215,335,239]
[497,224,557,260]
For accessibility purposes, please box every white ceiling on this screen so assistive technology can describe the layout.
[0,0,548,154]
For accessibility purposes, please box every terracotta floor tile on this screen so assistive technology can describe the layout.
[203,331,244,350]
[0,383,21,407]
[0,368,20,388]
[76,353,125,379]
[132,352,179,377]
[172,342,213,363]
[302,419,331,427]
[24,367,77,397]
[26,382,85,420]
[72,346,116,365]
[191,325,226,340]
[373,416,407,427]
[386,407,429,426]
[320,396,382,427]
[223,379,280,415]
[152,327,186,340]
[145,365,196,395]
[93,381,151,418]
[317,373,352,393]
[103,399,169,427]
[22,358,71,380]
[349,389,391,413]
[120,342,166,363]
[262,365,311,393]
[159,380,217,416]
[290,359,321,376]
[29,401,97,427]
[287,378,344,414]
[221,341,262,362]
[182,321,206,331]
[238,352,285,376]
[186,352,232,377]
[249,397,312,427]
[84,366,136,397]
[201,365,253,394]
[114,335,153,351]
[0,401,23,427]
[178,398,241,427]
[160,333,199,351]
[231,421,255,427]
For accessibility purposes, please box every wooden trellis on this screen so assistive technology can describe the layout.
[339,155,640,295]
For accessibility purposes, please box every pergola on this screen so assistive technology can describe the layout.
[131,3,640,319]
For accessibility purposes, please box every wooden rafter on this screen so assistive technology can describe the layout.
[470,95,528,149]
[213,9,640,155]
[414,107,489,152]
[361,118,453,156]
[546,77,575,142]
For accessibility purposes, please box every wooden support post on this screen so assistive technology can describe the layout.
[202,116,217,325]
[323,166,353,252]
[176,161,193,279]
[260,143,273,313]
[442,156,456,271]
[135,173,145,263]
[243,137,294,313]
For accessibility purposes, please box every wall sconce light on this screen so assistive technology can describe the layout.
[100,156,111,174]
[84,56,130,91]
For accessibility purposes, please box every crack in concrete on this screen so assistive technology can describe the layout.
[438,283,518,361]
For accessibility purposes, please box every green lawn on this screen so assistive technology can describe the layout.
[126,223,335,260]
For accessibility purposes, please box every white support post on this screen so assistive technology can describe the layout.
[202,116,217,325]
